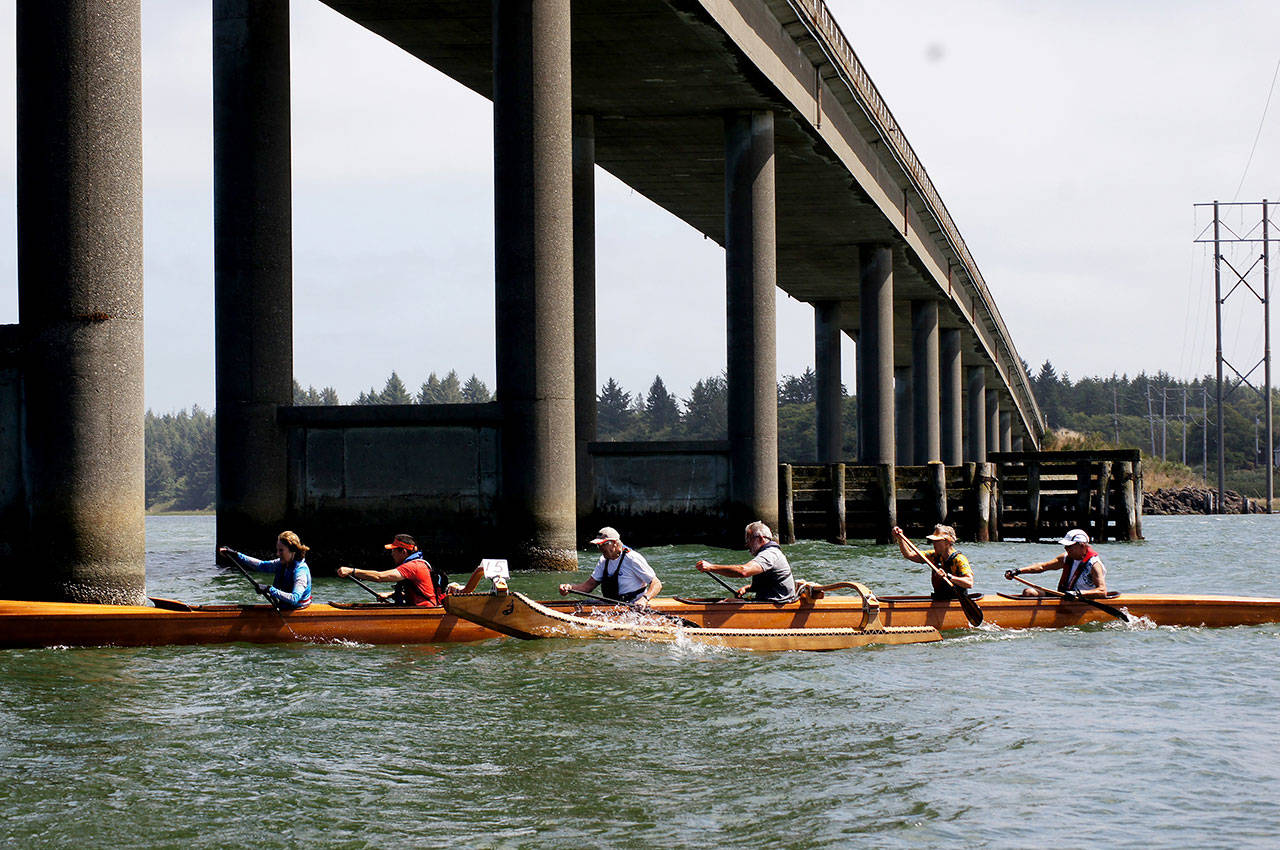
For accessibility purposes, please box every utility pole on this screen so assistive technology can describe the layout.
[1146,382,1156,457]
[1196,199,1277,513]
[1112,385,1120,446]
[1161,386,1168,461]
[1182,387,1188,466]
[1203,386,1208,486]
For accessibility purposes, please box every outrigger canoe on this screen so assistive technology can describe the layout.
[443,588,941,651]
[2,589,1279,649]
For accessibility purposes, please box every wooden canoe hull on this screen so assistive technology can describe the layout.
[2,591,1277,649]
[0,600,497,648]
[650,593,1280,631]
[443,591,940,651]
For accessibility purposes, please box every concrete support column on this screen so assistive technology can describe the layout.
[493,0,577,569]
[15,0,145,602]
[214,0,293,549]
[573,114,596,524]
[966,366,987,463]
[814,301,842,464]
[940,329,963,465]
[911,300,941,463]
[986,391,1001,456]
[1000,410,1013,453]
[724,111,778,529]
[857,245,894,464]
[894,366,913,465]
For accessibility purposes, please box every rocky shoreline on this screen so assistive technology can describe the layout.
[1144,485,1267,515]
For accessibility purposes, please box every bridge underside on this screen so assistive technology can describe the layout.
[321,0,1012,408]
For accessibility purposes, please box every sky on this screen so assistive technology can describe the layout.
[0,0,1278,413]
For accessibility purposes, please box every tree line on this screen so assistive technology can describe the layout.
[143,361,1280,510]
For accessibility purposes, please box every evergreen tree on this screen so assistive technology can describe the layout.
[598,378,633,437]
[379,371,412,405]
[778,368,817,405]
[683,375,727,439]
[644,376,680,434]
[438,369,465,403]
[319,386,340,405]
[417,373,442,404]
[462,374,492,403]
[355,386,381,405]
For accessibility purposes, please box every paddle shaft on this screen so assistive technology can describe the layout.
[566,589,698,628]
[898,534,983,626]
[1008,572,1130,623]
[704,570,743,597]
[346,573,393,603]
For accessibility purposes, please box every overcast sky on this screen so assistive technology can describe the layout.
[1,0,1278,412]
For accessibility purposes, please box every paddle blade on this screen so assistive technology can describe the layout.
[956,590,984,626]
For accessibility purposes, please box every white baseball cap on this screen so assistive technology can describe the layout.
[1059,529,1090,546]
[590,527,622,545]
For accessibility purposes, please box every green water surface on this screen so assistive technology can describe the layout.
[2,515,1278,848]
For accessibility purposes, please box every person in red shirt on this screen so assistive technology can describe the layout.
[337,534,446,607]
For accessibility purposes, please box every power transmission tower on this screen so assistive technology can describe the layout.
[1195,199,1277,513]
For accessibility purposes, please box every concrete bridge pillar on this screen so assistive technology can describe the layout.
[911,300,941,463]
[493,0,577,569]
[986,390,1001,456]
[15,0,145,602]
[214,0,293,549]
[573,114,596,525]
[940,329,963,465]
[894,366,913,465]
[724,111,778,529]
[966,366,987,463]
[857,245,894,465]
[814,301,842,464]
[1000,410,1013,453]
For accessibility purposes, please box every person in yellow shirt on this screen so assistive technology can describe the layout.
[892,524,974,599]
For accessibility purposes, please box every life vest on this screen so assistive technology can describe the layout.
[599,548,630,601]
[1063,548,1104,592]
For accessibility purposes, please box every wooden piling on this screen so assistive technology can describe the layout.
[829,462,846,544]
[1027,460,1041,542]
[876,463,896,543]
[973,462,991,542]
[1116,461,1137,541]
[928,461,947,527]
[779,463,795,544]
[1095,461,1112,542]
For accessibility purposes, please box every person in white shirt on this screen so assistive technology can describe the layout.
[558,526,662,607]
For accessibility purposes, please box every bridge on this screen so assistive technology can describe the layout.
[2,0,1042,599]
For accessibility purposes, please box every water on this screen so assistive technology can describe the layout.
[3,515,1279,848]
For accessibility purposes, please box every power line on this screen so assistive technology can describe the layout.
[1233,54,1280,201]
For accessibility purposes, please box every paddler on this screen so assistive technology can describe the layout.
[218,531,313,609]
[1007,528,1109,597]
[559,526,662,607]
[694,520,797,602]
[336,534,448,607]
[892,524,974,599]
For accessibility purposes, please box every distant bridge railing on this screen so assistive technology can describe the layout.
[785,0,1043,432]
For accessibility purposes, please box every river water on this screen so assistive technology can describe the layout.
[2,515,1278,848]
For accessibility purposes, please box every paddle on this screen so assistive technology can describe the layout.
[1006,572,1131,623]
[565,588,699,628]
[703,570,744,598]
[220,551,279,608]
[218,550,302,639]
[345,572,393,604]
[896,532,983,626]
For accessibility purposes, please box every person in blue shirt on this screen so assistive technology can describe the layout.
[218,531,313,609]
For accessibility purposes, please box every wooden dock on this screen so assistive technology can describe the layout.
[778,450,1142,544]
